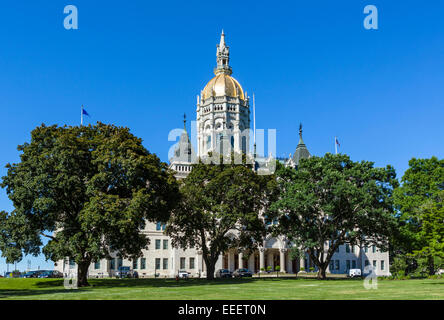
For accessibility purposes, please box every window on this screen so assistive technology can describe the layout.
[94,261,100,270]
[365,260,369,266]
[117,258,123,268]
[335,246,339,253]
[329,260,334,271]
[381,260,385,270]
[352,260,357,269]
[69,258,75,269]
[156,222,161,230]
[155,239,161,250]
[351,245,355,253]
[346,260,350,270]
[364,245,368,253]
[372,245,376,253]
[335,260,340,270]
[346,244,350,253]
[190,257,195,269]
[155,258,160,270]
[206,135,211,149]
[373,260,377,269]
[133,259,137,269]
[180,257,186,269]
[110,258,116,270]
[163,258,168,270]
[163,239,168,250]
[141,258,146,269]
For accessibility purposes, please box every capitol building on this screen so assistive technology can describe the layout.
[56,32,390,278]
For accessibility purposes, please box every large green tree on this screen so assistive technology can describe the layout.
[393,157,444,275]
[0,123,179,286]
[166,154,276,280]
[268,153,398,279]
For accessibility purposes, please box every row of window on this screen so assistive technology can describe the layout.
[365,259,385,270]
[93,257,197,271]
[180,257,195,270]
[329,242,379,254]
[155,239,168,250]
[156,222,166,231]
[175,165,191,172]
[328,259,385,271]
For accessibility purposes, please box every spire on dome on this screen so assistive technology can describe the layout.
[215,30,232,75]
[220,29,226,48]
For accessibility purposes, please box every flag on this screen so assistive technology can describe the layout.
[335,137,340,147]
[82,108,90,117]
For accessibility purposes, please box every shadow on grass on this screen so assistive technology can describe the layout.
[0,276,370,299]
[0,288,90,299]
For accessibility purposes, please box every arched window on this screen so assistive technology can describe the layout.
[206,135,211,149]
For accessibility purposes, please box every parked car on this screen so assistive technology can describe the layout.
[23,270,47,278]
[115,266,137,278]
[232,268,253,278]
[177,270,189,279]
[215,269,232,278]
[38,270,63,278]
[348,269,362,278]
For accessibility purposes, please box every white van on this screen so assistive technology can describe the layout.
[348,269,362,278]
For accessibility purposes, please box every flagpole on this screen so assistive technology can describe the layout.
[335,136,337,155]
[253,93,256,158]
[81,105,83,126]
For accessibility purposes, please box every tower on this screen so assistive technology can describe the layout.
[196,31,250,158]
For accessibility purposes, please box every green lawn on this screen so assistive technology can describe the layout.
[0,277,443,300]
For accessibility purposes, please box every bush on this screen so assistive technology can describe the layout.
[299,267,305,272]
[309,267,315,272]
[267,266,272,272]
[275,266,280,272]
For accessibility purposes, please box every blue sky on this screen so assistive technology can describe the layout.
[0,1,443,273]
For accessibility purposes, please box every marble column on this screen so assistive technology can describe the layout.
[197,250,203,278]
[279,249,287,273]
[259,248,265,272]
[300,255,305,271]
[238,252,243,269]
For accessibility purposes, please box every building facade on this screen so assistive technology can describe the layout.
[56,32,389,278]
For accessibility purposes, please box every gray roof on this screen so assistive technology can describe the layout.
[292,125,310,166]
[170,127,196,164]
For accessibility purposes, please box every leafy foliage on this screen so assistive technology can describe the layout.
[0,123,179,286]
[166,153,276,279]
[268,153,398,279]
[393,157,444,275]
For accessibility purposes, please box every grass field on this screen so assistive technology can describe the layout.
[0,277,443,300]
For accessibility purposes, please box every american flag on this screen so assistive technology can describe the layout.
[335,137,340,147]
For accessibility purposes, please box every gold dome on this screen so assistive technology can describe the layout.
[202,73,245,100]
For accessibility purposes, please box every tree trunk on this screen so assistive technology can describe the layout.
[77,260,91,287]
[318,263,328,280]
[427,255,435,276]
[206,262,216,280]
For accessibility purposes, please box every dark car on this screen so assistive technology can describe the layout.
[232,268,253,278]
[38,270,63,278]
[23,270,47,278]
[215,269,232,278]
[116,266,138,278]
